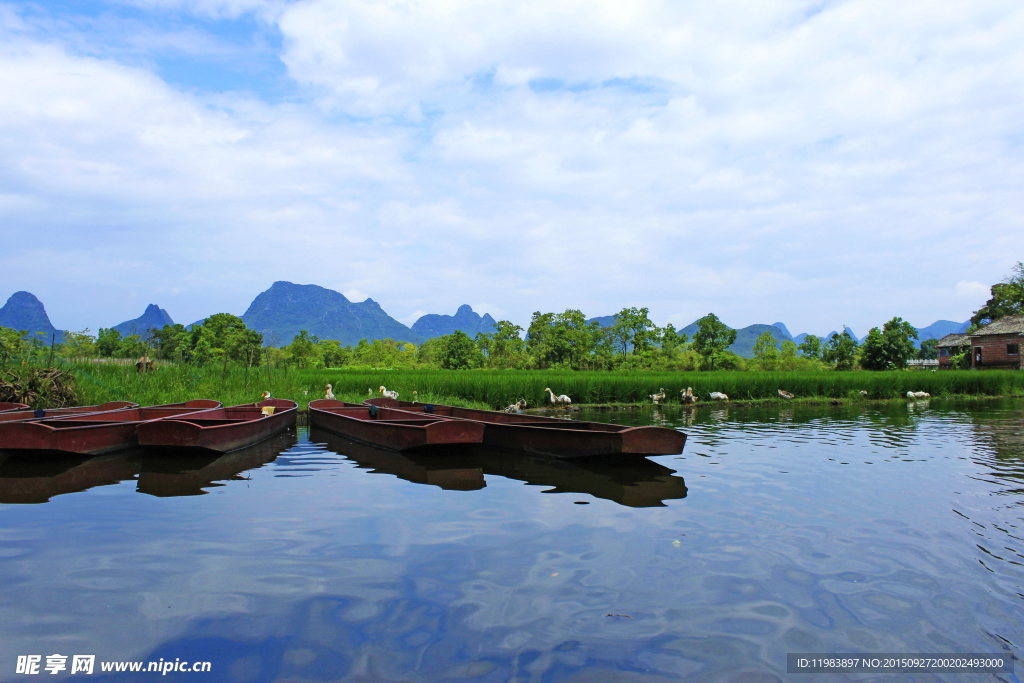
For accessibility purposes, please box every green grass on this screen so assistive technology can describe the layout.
[56,360,1024,411]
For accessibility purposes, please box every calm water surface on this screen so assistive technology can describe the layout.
[1,399,1022,682]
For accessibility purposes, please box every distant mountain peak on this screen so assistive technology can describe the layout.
[241,282,415,346]
[112,304,174,340]
[771,322,792,337]
[0,291,64,342]
[412,305,497,339]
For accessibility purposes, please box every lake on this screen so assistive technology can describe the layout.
[0,399,1021,681]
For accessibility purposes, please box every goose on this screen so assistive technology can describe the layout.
[379,386,399,400]
[325,384,336,400]
[860,390,868,397]
[709,392,729,401]
[680,387,696,405]
[545,388,571,408]
[504,399,527,413]
[649,388,666,404]
[778,389,794,400]
[907,391,930,399]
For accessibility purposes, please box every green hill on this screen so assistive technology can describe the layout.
[0,291,64,343]
[241,281,420,347]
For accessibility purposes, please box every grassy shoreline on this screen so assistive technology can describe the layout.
[14,360,1023,412]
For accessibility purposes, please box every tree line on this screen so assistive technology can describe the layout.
[7,259,1022,373]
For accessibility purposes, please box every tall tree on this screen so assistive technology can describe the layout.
[918,338,939,360]
[859,317,919,370]
[692,314,736,370]
[972,261,1024,325]
[822,327,859,370]
[797,335,822,359]
[752,330,780,370]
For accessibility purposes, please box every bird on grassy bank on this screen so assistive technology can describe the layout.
[412,391,418,403]
[649,388,666,404]
[260,391,272,401]
[379,386,399,400]
[778,389,794,400]
[906,391,930,399]
[545,388,571,408]
[680,387,696,405]
[505,399,527,413]
[709,392,729,401]
[325,384,336,400]
[368,388,373,396]
[860,390,868,397]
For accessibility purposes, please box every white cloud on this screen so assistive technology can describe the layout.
[955,280,989,300]
[0,0,1021,334]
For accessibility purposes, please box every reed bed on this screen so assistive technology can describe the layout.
[54,359,1022,411]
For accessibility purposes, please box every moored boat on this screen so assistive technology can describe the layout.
[0,400,221,456]
[0,401,138,424]
[0,403,29,413]
[136,398,297,454]
[367,398,686,459]
[309,399,485,451]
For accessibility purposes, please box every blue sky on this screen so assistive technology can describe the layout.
[0,0,1021,336]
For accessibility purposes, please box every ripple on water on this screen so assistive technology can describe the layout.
[0,400,1021,680]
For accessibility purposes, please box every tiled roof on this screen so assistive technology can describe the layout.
[972,314,1024,337]
[937,333,971,347]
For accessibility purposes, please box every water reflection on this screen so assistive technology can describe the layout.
[0,399,1022,683]
[136,430,296,497]
[311,428,688,507]
[0,452,138,504]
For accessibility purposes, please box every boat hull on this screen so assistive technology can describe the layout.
[0,401,221,456]
[309,400,485,451]
[367,399,687,458]
[136,399,297,454]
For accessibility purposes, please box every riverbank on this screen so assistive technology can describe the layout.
[23,360,1024,412]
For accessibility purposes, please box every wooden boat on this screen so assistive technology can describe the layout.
[367,398,686,458]
[0,401,138,424]
[308,399,486,451]
[0,402,29,413]
[136,398,297,454]
[0,400,221,456]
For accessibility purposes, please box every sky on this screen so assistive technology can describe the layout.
[0,0,1021,337]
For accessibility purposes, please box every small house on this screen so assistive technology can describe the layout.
[936,333,970,368]
[964,315,1024,369]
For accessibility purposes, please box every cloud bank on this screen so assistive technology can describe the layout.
[0,0,1020,334]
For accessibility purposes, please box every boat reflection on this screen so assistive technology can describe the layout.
[0,451,139,504]
[312,428,485,491]
[136,430,297,497]
[312,428,687,507]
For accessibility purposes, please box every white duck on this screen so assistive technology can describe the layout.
[545,388,571,408]
[649,388,666,404]
[680,387,696,405]
[379,386,399,400]
[778,389,794,400]
[412,391,419,404]
[709,391,729,401]
[325,384,336,400]
[907,391,930,399]
[260,391,272,401]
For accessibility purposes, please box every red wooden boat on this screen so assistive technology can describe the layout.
[0,400,221,456]
[136,398,297,454]
[0,402,29,413]
[308,399,485,451]
[367,398,686,459]
[0,401,138,424]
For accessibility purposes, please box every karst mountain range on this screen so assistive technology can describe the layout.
[0,281,969,358]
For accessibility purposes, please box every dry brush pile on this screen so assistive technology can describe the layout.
[0,367,79,409]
